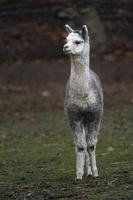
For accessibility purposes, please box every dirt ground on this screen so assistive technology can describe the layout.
[0,58,133,199]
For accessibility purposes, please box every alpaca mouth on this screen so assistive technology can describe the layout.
[65,50,71,54]
[63,48,71,54]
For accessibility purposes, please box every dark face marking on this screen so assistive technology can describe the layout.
[74,41,83,45]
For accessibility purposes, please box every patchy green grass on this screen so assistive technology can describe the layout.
[0,104,133,199]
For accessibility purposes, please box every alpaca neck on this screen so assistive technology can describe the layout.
[70,43,90,77]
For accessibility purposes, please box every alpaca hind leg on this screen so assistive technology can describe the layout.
[88,144,98,177]
[86,117,101,177]
[85,152,92,176]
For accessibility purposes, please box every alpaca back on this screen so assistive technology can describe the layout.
[89,70,103,107]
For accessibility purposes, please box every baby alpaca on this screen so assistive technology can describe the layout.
[63,25,103,180]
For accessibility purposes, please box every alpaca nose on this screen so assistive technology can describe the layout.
[63,44,70,52]
[63,44,69,50]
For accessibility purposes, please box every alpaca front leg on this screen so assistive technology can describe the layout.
[68,117,87,180]
[73,122,87,180]
[75,146,86,180]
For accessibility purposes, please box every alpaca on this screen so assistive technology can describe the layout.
[63,25,103,180]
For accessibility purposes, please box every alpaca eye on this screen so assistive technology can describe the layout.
[75,41,81,45]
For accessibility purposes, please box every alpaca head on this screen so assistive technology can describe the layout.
[63,25,89,56]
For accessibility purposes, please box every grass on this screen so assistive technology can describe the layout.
[0,104,133,199]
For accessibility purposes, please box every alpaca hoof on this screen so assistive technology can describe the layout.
[87,173,93,177]
[75,177,82,181]
[87,169,93,177]
[75,176,82,181]
[92,169,99,177]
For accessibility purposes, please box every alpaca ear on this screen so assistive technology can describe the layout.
[65,24,74,34]
[81,25,89,41]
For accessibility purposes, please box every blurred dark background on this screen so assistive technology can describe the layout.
[0,1,133,197]
[0,0,133,111]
